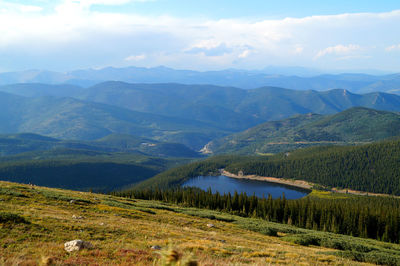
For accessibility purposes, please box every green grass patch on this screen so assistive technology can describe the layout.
[0,187,27,197]
[0,212,29,224]
[38,189,93,204]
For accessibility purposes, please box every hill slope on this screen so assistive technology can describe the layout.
[135,139,400,195]
[76,82,258,131]
[78,82,400,124]
[0,83,83,97]
[5,82,400,130]
[3,83,400,151]
[1,180,398,265]
[205,107,400,155]
[0,133,201,191]
[0,133,201,158]
[0,91,227,150]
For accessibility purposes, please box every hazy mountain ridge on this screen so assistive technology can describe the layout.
[0,83,82,97]
[3,83,400,151]
[0,91,227,149]
[1,66,400,93]
[45,81,400,127]
[205,107,400,155]
[76,82,259,131]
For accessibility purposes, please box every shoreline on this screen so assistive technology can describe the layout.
[220,170,313,190]
[221,170,400,198]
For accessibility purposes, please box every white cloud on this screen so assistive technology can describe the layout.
[0,2,43,13]
[315,44,361,59]
[59,0,153,8]
[386,44,400,51]
[238,49,251,59]
[85,0,147,5]
[125,54,146,61]
[185,40,233,56]
[0,5,399,71]
[293,46,304,55]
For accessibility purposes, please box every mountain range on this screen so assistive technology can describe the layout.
[3,82,400,150]
[0,90,227,150]
[1,66,400,93]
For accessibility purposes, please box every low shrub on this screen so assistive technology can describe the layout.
[261,227,278,237]
[284,234,321,246]
[0,212,29,224]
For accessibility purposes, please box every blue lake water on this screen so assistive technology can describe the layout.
[182,175,310,199]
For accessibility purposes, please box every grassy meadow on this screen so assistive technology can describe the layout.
[1,181,399,265]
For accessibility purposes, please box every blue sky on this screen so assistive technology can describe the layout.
[94,0,400,19]
[0,0,400,73]
[17,0,400,19]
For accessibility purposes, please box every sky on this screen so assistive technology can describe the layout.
[0,0,400,73]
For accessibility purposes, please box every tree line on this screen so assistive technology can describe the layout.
[225,140,400,195]
[131,140,400,195]
[114,187,400,243]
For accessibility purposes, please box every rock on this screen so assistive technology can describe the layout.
[64,240,93,252]
[206,223,215,228]
[151,245,162,250]
[69,200,76,204]
[72,215,84,219]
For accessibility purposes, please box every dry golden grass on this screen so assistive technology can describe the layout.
[0,181,370,265]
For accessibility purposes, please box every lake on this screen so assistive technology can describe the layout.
[182,175,310,199]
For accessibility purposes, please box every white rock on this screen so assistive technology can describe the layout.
[64,240,93,252]
[206,223,215,228]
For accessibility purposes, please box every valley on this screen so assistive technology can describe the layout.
[1,78,400,265]
[3,2,400,265]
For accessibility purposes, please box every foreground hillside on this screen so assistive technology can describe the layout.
[205,107,400,155]
[1,181,397,265]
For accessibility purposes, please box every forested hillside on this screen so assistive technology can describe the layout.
[206,107,400,154]
[0,91,226,149]
[0,133,199,191]
[0,147,194,192]
[0,133,201,158]
[77,82,400,124]
[225,140,400,195]
[133,139,400,195]
[3,82,400,151]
